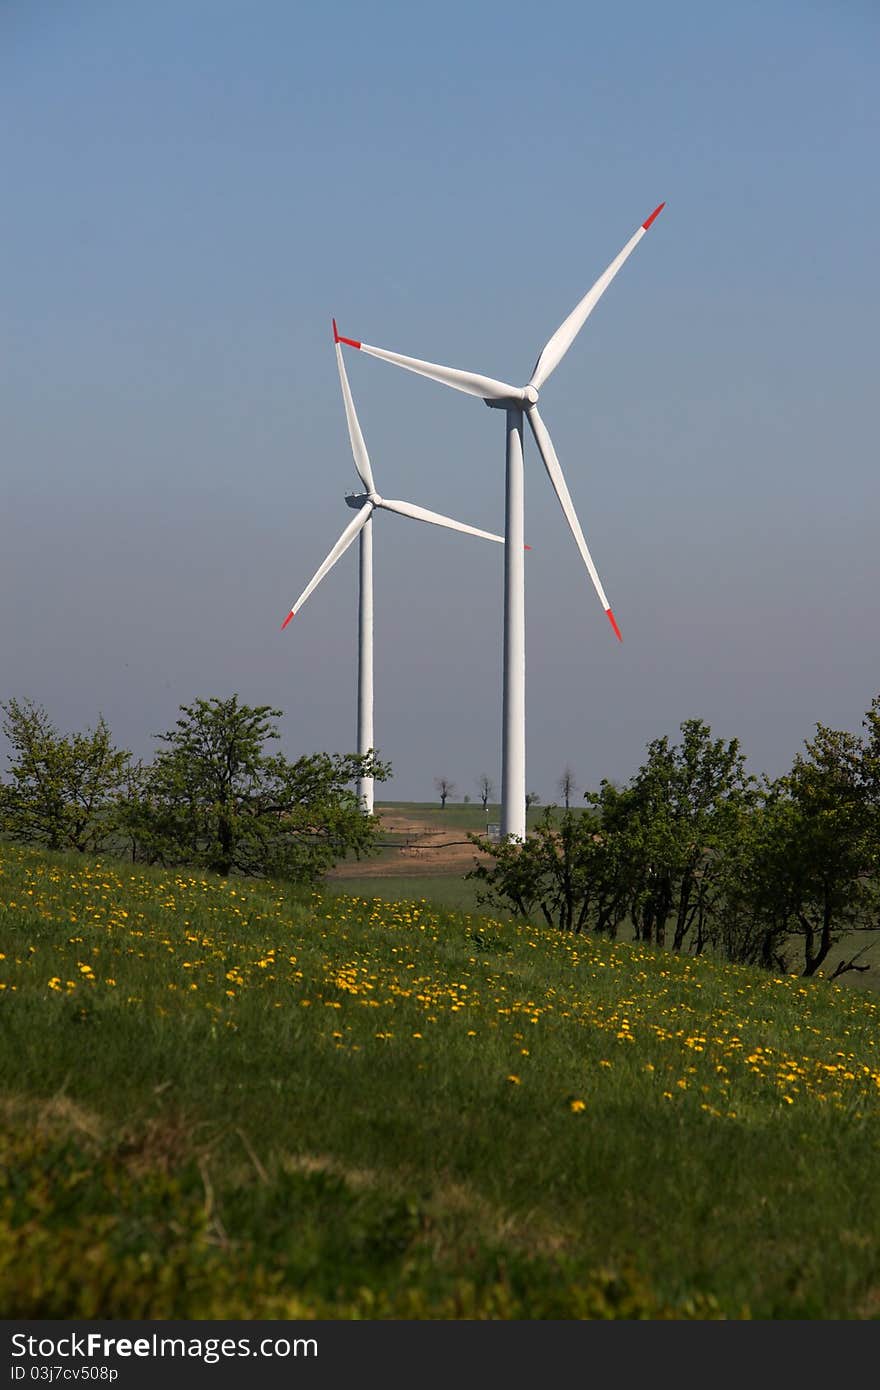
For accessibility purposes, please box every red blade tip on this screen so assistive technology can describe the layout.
[642,202,665,230]
[606,608,622,642]
[337,331,361,350]
[524,544,532,551]
[332,318,339,343]
[281,611,295,630]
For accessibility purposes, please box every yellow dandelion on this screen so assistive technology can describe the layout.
[569,1099,586,1113]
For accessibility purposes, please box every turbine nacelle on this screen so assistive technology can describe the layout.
[345,491,379,510]
[484,383,539,410]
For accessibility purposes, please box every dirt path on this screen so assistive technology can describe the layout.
[326,808,492,879]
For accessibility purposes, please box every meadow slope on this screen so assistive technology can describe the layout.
[1,843,879,1319]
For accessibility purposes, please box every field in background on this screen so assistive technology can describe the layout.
[371,801,582,833]
[326,801,569,886]
[3,841,880,1319]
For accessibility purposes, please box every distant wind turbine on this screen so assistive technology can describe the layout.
[281,326,506,814]
[336,204,665,838]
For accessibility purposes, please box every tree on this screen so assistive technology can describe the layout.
[716,725,878,979]
[469,726,756,946]
[603,719,756,952]
[434,776,456,809]
[706,789,795,972]
[0,698,131,853]
[525,791,541,811]
[477,721,754,951]
[122,695,388,881]
[861,694,880,832]
[476,774,495,811]
[557,766,578,809]
[468,806,633,935]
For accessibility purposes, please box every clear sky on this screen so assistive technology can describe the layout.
[2,0,878,803]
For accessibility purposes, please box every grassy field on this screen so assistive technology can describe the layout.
[327,874,487,914]
[2,841,880,1319]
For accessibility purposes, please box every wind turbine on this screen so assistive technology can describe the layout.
[281,326,506,814]
[336,203,665,839]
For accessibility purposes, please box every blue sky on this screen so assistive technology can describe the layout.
[2,0,878,802]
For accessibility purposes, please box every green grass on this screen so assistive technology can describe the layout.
[2,842,880,1319]
[327,875,487,914]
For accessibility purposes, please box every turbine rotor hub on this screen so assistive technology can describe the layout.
[523,384,539,405]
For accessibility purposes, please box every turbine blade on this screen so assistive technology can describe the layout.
[529,203,665,391]
[336,329,522,402]
[280,502,373,629]
[378,496,504,543]
[333,325,375,492]
[526,406,621,640]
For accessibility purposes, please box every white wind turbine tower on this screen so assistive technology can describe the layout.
[281,324,506,814]
[336,203,665,840]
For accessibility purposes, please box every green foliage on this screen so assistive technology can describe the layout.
[611,719,756,951]
[471,720,755,951]
[0,698,132,853]
[120,695,389,882]
[469,805,631,935]
[718,724,879,978]
[1,694,390,885]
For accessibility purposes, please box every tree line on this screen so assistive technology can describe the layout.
[0,695,387,882]
[468,705,880,981]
